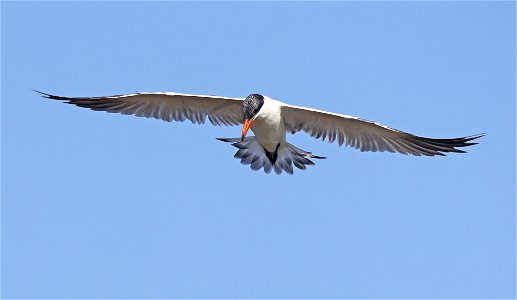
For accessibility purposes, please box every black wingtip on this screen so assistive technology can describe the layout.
[32,89,52,98]
[33,89,70,101]
[459,133,485,149]
[463,133,485,141]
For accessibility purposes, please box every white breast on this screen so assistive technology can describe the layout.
[250,96,286,152]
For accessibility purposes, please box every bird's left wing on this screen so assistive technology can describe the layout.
[281,104,483,156]
[37,91,245,126]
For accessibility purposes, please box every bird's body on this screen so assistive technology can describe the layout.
[250,96,285,153]
[37,90,483,174]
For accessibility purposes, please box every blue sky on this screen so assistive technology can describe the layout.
[1,1,515,298]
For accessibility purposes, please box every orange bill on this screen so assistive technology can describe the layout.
[241,118,254,142]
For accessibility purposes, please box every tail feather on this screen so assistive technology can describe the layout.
[217,137,325,175]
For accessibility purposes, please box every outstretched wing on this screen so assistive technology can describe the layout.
[281,104,483,156]
[37,90,245,126]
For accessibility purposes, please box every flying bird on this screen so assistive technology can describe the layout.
[36,90,483,175]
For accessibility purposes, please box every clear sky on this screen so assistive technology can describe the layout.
[1,1,515,299]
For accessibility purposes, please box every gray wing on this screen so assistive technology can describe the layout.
[281,104,483,156]
[37,90,244,126]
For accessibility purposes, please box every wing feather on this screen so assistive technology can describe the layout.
[281,104,483,156]
[36,90,244,126]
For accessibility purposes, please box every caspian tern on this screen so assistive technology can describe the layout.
[36,91,483,175]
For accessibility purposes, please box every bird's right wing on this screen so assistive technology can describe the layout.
[281,104,483,156]
[37,91,245,126]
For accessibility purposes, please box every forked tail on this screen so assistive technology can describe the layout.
[217,137,325,175]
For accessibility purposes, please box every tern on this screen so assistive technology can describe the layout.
[36,91,483,175]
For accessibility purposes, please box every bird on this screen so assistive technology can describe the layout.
[36,90,483,175]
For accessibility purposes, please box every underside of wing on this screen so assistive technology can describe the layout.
[37,90,245,126]
[282,104,484,156]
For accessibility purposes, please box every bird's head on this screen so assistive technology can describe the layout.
[241,93,264,141]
